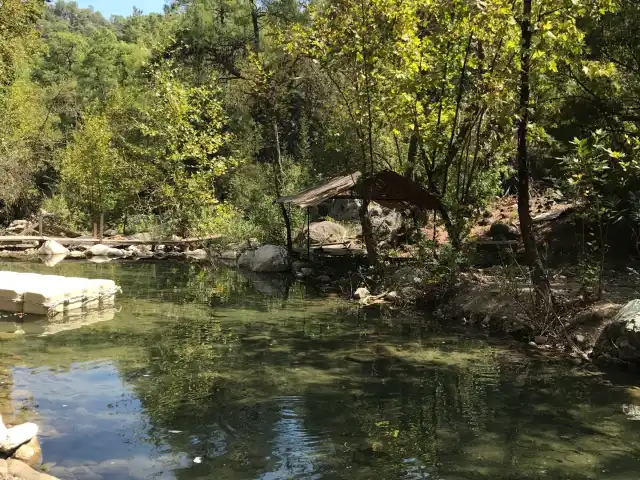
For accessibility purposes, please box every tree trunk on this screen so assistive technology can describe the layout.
[250,0,260,52]
[359,198,377,265]
[517,0,552,306]
[273,120,293,266]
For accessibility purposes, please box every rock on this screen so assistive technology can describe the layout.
[299,267,313,277]
[10,438,41,467]
[385,291,398,301]
[370,210,402,240]
[534,335,548,346]
[528,341,537,348]
[488,222,520,240]
[0,419,38,453]
[345,351,378,363]
[316,275,331,283]
[390,266,426,286]
[593,300,640,363]
[68,251,86,259]
[185,249,208,260]
[574,334,586,345]
[303,221,347,245]
[129,232,153,242]
[37,240,69,257]
[5,458,59,480]
[622,404,640,420]
[247,245,290,273]
[354,287,370,300]
[328,199,362,222]
[87,244,124,258]
[220,250,239,261]
[103,229,118,237]
[368,202,384,217]
[237,250,255,268]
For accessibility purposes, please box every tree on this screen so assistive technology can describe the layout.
[59,111,129,227]
[137,66,235,235]
[511,0,615,305]
[0,0,44,86]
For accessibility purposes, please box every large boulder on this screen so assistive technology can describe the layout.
[593,300,640,364]
[303,221,347,245]
[328,199,362,221]
[488,222,520,240]
[371,210,402,237]
[237,250,255,268]
[37,240,69,257]
[247,245,290,273]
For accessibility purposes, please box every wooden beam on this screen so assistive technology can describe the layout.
[0,236,220,247]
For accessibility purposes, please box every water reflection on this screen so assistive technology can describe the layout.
[0,260,639,479]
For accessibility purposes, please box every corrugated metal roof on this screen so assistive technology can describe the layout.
[274,172,362,208]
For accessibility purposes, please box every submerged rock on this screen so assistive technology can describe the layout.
[2,458,59,479]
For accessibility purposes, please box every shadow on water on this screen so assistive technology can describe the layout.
[0,260,639,479]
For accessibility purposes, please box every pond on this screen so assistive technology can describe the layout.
[0,260,639,479]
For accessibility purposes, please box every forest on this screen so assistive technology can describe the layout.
[1,0,639,300]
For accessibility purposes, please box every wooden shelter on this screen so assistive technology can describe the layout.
[275,170,441,257]
[274,170,441,210]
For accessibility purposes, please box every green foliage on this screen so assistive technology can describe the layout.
[0,0,43,86]
[59,111,130,222]
[137,66,235,235]
[563,129,640,296]
[227,159,307,243]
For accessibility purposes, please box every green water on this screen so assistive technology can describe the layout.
[0,260,639,480]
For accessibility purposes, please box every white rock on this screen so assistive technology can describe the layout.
[0,417,38,453]
[37,240,69,256]
[354,287,370,300]
[185,249,208,260]
[88,244,125,257]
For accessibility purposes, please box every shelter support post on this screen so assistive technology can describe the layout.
[307,206,311,260]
